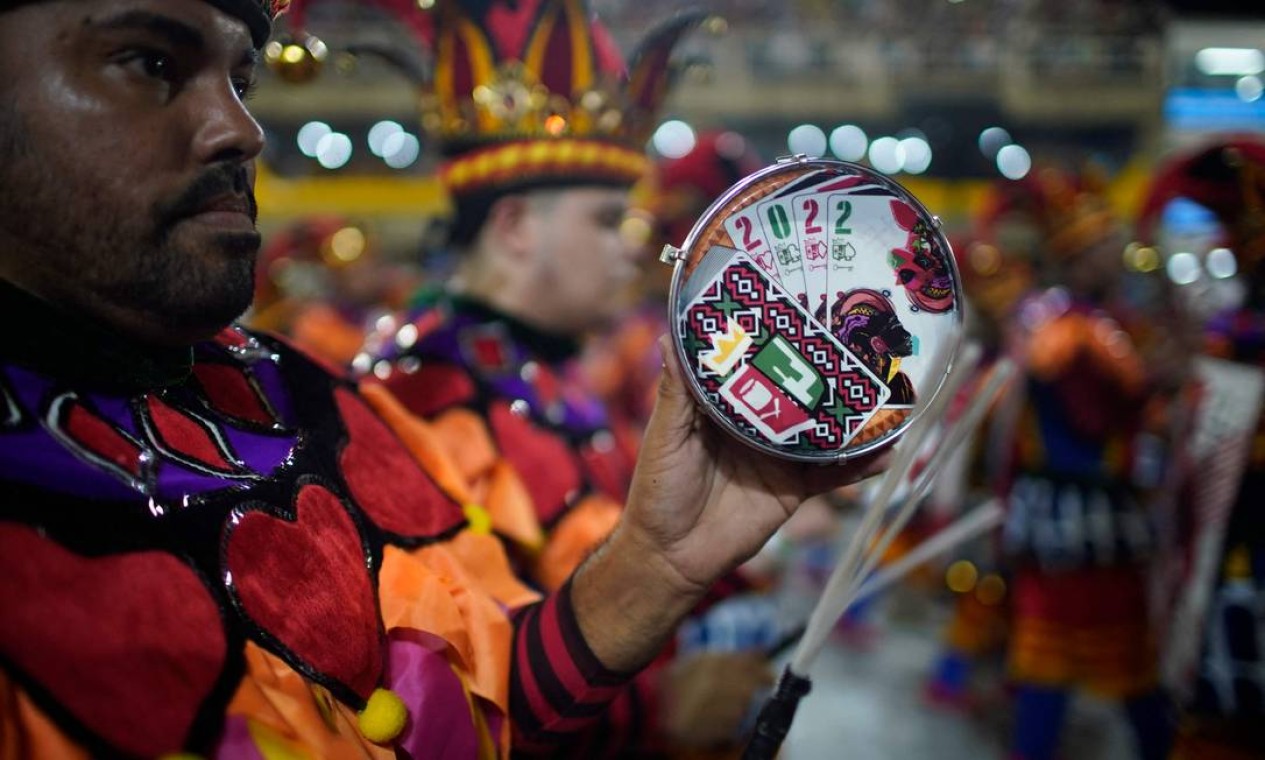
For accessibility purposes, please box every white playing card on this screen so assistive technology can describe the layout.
[719,169,831,283]
[722,204,781,284]
[824,193,907,327]
[754,195,808,309]
[789,190,831,324]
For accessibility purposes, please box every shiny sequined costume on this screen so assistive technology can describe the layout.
[361,292,638,591]
[0,283,635,758]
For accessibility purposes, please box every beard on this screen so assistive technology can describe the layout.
[0,101,259,341]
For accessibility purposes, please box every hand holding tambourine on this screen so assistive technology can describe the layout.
[662,156,964,463]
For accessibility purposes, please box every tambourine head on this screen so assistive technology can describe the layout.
[666,158,963,463]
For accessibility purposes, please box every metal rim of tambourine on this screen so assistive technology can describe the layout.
[664,155,964,464]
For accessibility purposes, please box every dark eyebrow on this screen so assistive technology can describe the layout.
[88,10,205,53]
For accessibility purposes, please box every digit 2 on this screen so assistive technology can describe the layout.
[736,216,764,251]
[803,198,822,235]
[834,200,853,235]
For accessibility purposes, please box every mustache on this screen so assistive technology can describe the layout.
[156,164,258,229]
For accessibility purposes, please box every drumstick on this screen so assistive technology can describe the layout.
[844,358,1014,604]
[788,339,968,675]
[742,341,967,760]
[848,498,1005,605]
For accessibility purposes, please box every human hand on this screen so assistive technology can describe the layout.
[617,336,889,595]
[572,337,888,672]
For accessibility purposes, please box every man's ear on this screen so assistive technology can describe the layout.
[484,194,534,263]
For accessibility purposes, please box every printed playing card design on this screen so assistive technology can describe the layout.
[721,170,826,296]
[790,190,831,321]
[723,203,781,286]
[674,161,961,460]
[678,251,890,452]
[755,195,807,308]
[825,194,909,320]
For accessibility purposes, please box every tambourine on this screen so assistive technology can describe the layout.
[662,156,963,463]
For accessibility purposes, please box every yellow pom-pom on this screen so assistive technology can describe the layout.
[358,687,407,745]
[463,503,492,535]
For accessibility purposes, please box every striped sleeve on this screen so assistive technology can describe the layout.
[508,578,638,755]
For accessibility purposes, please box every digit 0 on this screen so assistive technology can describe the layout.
[767,205,792,240]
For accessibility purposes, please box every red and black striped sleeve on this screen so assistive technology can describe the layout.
[509,579,659,756]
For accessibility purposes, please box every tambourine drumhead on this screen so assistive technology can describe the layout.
[667,157,963,463]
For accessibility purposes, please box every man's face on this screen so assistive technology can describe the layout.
[523,186,639,333]
[0,0,264,344]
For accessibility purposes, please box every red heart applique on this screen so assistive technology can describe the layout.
[488,402,582,525]
[49,393,150,485]
[334,387,465,539]
[224,484,382,701]
[143,396,240,474]
[0,525,226,757]
[192,362,279,428]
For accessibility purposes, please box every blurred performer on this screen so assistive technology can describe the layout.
[249,216,416,365]
[995,168,1171,760]
[286,0,768,754]
[924,181,1040,708]
[1138,137,1265,760]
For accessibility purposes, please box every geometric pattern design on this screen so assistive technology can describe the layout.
[680,255,889,452]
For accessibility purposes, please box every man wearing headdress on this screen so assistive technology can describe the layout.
[0,1,885,757]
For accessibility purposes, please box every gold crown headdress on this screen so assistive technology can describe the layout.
[283,0,706,198]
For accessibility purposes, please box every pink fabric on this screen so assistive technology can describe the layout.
[388,630,480,760]
[213,716,267,760]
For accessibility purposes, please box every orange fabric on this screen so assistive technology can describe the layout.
[359,384,474,505]
[377,545,527,714]
[291,305,366,368]
[1027,315,1089,380]
[225,643,390,760]
[1007,567,1156,698]
[483,459,545,551]
[414,407,545,551]
[532,494,622,591]
[0,673,89,760]
[431,408,500,486]
[440,531,540,610]
[1027,313,1146,394]
[374,389,544,551]
[944,592,1008,656]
